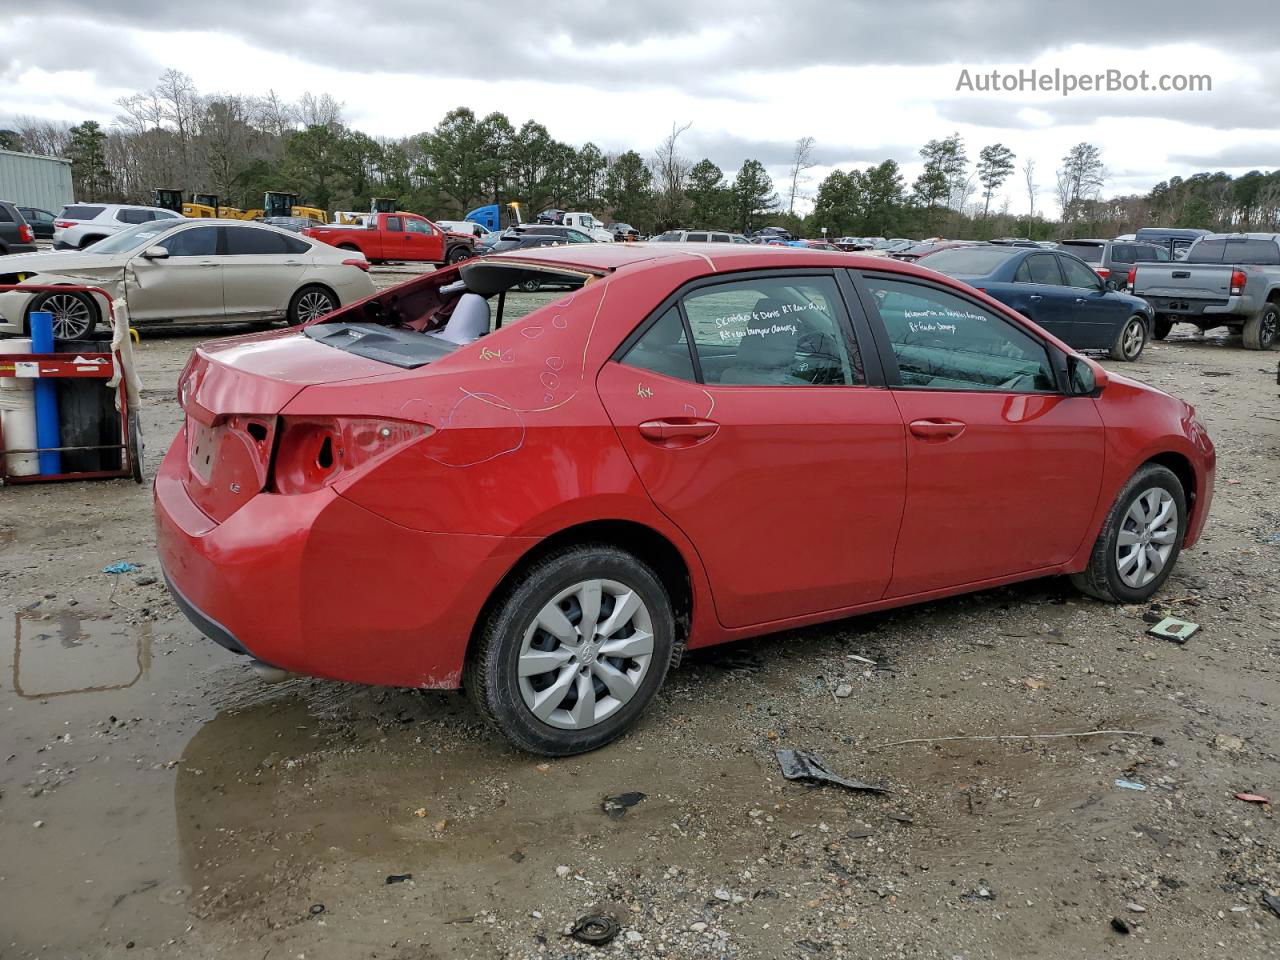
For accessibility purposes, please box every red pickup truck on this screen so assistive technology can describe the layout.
[303,213,476,265]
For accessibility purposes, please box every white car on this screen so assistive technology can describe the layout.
[53,203,185,250]
[0,219,375,339]
[435,219,491,239]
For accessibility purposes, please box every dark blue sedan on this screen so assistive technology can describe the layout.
[920,244,1156,361]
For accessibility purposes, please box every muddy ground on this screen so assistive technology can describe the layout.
[1,279,1278,959]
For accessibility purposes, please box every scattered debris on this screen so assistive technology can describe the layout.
[1213,734,1247,754]
[1114,779,1147,792]
[134,574,157,586]
[509,851,525,863]
[775,749,887,794]
[555,865,571,878]
[962,886,995,902]
[1147,616,1199,644]
[413,807,427,818]
[385,874,412,884]
[1022,677,1045,690]
[834,683,854,698]
[847,654,877,666]
[1234,792,1271,805]
[877,729,1144,748]
[309,904,325,916]
[1126,903,1147,913]
[102,561,140,574]
[1111,917,1131,935]
[569,913,620,946]
[1263,893,1280,919]
[601,791,646,819]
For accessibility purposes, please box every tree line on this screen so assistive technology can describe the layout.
[3,70,1278,239]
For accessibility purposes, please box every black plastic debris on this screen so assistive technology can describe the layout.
[309,903,325,916]
[1263,892,1280,919]
[570,913,620,946]
[602,792,646,818]
[1111,917,1131,935]
[775,749,887,793]
[385,873,412,884]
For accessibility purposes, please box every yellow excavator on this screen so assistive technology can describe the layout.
[263,191,327,223]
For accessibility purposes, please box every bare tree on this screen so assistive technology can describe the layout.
[9,116,72,156]
[1022,157,1038,220]
[298,92,344,130]
[787,135,817,214]
[1056,142,1106,223]
[652,121,692,227]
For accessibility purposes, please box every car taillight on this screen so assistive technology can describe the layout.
[19,225,33,243]
[1127,266,1137,288]
[1230,269,1246,296]
[1095,267,1110,278]
[271,416,431,494]
[341,257,370,272]
[54,220,74,228]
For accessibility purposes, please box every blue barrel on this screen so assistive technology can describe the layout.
[29,311,62,475]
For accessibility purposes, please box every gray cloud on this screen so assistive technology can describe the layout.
[1167,145,1280,171]
[1,16,164,90]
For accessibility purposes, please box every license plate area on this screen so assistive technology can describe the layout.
[187,419,219,483]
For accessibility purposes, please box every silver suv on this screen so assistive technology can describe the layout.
[653,230,750,243]
[53,203,185,250]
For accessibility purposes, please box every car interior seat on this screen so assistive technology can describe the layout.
[721,297,808,385]
[431,292,490,344]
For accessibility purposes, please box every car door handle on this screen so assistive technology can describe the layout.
[909,418,966,441]
[1028,294,1042,302]
[638,418,719,445]
[199,261,218,267]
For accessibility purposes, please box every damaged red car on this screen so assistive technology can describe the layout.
[155,244,1215,755]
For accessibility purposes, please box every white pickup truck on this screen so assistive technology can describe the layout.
[1130,233,1280,350]
[560,213,614,243]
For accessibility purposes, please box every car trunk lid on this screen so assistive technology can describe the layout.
[179,330,402,523]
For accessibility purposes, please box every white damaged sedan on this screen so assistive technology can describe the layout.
[0,219,376,339]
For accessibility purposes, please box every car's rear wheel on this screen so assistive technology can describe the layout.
[1070,463,1186,604]
[1152,317,1173,340]
[28,290,99,339]
[1242,302,1279,350]
[466,545,675,756]
[520,278,541,292]
[287,285,337,325]
[1109,315,1148,362]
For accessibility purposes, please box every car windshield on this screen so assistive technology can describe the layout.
[923,246,1020,276]
[1057,242,1103,263]
[86,221,175,254]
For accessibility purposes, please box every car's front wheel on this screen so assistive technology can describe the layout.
[466,545,675,756]
[28,290,99,339]
[1070,463,1187,603]
[1109,315,1148,362]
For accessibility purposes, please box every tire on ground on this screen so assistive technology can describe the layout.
[28,289,99,339]
[1242,302,1279,351]
[1109,314,1148,362]
[287,285,338,326]
[465,544,675,756]
[1070,463,1187,604]
[1151,317,1173,340]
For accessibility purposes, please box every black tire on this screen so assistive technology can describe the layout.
[520,278,541,292]
[128,408,144,484]
[28,289,98,339]
[287,285,337,326]
[1152,317,1173,340]
[446,244,472,265]
[1242,302,1279,351]
[1070,463,1187,604]
[465,544,675,756]
[1108,315,1148,362]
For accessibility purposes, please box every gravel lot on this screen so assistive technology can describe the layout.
[1,284,1277,959]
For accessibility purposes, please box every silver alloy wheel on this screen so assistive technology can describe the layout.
[1122,318,1145,358]
[295,290,335,323]
[1116,487,1178,588]
[518,578,654,730]
[40,293,93,339]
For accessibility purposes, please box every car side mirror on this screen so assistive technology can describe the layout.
[1069,355,1107,395]
[142,245,169,259]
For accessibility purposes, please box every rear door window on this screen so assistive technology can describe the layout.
[1059,256,1103,290]
[222,227,290,255]
[1014,254,1063,285]
[685,233,709,242]
[1057,243,1102,263]
[1187,238,1280,265]
[0,205,11,222]
[620,307,697,382]
[862,276,1055,392]
[680,275,862,386]
[115,209,156,224]
[385,216,403,232]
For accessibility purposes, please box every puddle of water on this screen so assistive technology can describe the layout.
[12,610,152,698]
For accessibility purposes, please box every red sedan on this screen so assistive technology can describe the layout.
[155,244,1215,755]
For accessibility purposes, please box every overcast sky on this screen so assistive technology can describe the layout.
[4,0,1278,214]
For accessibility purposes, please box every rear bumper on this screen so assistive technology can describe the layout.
[1145,294,1251,319]
[154,428,532,688]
